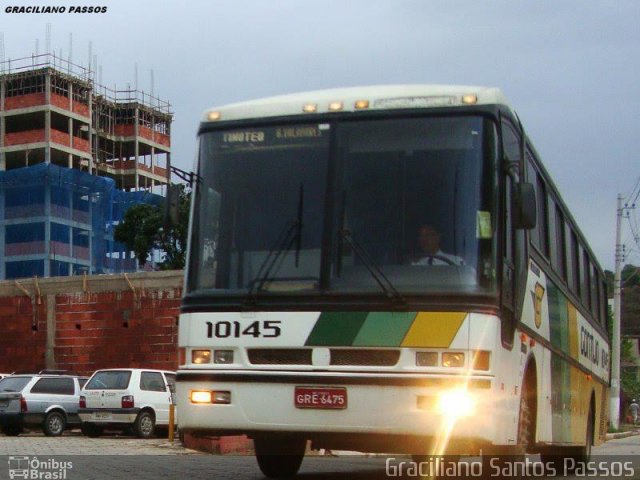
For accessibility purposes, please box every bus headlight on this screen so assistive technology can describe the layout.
[416,351,438,367]
[471,351,490,371]
[190,390,213,404]
[214,350,234,364]
[190,390,232,405]
[436,390,476,417]
[192,350,212,364]
[442,352,465,368]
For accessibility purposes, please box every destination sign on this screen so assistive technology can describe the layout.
[218,125,327,151]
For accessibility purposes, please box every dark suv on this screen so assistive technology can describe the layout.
[0,373,88,436]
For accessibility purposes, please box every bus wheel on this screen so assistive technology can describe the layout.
[575,402,594,462]
[254,437,306,478]
[541,401,593,473]
[517,372,535,452]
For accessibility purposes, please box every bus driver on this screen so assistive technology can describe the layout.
[411,225,465,266]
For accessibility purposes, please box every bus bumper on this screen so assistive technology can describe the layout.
[176,370,512,454]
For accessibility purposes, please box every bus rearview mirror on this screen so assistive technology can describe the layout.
[164,184,181,228]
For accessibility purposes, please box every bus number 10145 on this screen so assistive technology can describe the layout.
[206,320,282,339]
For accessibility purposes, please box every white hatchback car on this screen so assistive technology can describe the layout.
[78,368,176,438]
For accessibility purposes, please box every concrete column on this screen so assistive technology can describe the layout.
[88,84,93,175]
[44,181,51,277]
[68,116,73,168]
[45,72,51,165]
[151,145,155,190]
[0,187,5,280]
[45,294,57,369]
[88,196,93,274]
[134,106,139,190]
[1,79,6,171]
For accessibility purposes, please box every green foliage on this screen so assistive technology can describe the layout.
[621,336,640,402]
[157,184,190,270]
[114,187,191,269]
[114,203,162,268]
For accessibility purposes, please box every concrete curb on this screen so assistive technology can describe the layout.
[606,429,640,440]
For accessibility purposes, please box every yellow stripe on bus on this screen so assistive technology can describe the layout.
[568,303,579,361]
[401,312,467,348]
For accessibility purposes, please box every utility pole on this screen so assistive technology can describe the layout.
[611,193,623,429]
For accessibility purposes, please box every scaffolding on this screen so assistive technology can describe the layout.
[0,53,172,190]
[0,53,172,280]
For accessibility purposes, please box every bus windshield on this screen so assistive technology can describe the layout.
[188,115,497,300]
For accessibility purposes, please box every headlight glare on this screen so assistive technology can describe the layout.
[437,389,476,417]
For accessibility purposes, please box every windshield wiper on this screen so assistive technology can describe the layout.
[243,184,304,307]
[340,229,405,306]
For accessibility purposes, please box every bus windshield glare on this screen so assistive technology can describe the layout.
[189,116,497,299]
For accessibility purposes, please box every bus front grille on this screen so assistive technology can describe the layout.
[330,349,401,366]
[247,348,401,366]
[248,348,312,365]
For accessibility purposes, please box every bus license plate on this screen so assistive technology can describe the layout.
[294,387,347,409]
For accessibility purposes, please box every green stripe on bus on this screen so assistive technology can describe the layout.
[352,312,417,347]
[548,282,569,351]
[305,311,369,346]
[551,354,572,442]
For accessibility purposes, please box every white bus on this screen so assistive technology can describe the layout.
[176,85,610,477]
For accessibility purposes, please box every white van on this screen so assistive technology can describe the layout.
[78,368,175,438]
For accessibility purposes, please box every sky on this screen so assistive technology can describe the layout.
[1,0,638,271]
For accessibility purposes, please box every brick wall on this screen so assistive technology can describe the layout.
[3,93,47,110]
[0,271,252,454]
[0,271,182,375]
[0,295,47,373]
[53,289,180,374]
[4,129,46,146]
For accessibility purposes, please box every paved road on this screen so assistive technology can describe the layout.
[1,431,639,479]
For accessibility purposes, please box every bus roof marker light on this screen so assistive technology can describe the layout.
[354,99,370,110]
[328,101,343,112]
[302,103,317,113]
[462,94,478,105]
[207,111,222,121]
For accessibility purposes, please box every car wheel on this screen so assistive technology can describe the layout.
[134,411,155,439]
[81,423,104,438]
[43,411,66,437]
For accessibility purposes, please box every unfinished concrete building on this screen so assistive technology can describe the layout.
[0,54,172,279]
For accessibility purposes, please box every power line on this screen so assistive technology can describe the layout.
[624,175,640,204]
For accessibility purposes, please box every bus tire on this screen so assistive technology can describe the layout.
[541,398,594,473]
[481,367,536,478]
[517,367,536,453]
[254,437,305,478]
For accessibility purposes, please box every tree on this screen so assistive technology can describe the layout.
[114,186,191,269]
[157,184,190,270]
[114,203,162,268]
